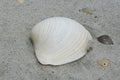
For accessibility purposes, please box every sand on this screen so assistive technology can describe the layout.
[0,0,120,80]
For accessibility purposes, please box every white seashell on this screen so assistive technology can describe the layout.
[31,17,92,65]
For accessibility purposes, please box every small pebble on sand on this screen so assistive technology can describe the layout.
[17,0,24,4]
[97,35,113,45]
[98,59,110,67]
[82,8,94,14]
